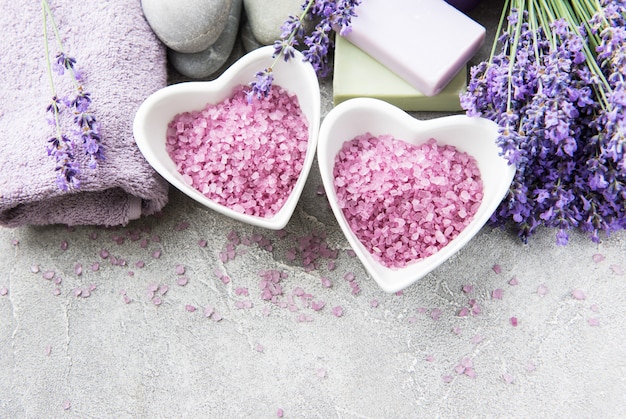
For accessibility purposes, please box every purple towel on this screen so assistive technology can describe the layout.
[0,0,169,227]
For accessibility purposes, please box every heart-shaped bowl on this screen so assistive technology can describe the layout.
[318,98,515,293]
[133,46,320,230]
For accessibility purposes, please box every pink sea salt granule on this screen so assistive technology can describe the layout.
[333,134,483,268]
[166,84,309,218]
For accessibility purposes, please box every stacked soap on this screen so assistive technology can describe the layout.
[333,0,485,111]
[333,36,467,112]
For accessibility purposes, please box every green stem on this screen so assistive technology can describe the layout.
[489,0,510,64]
[267,0,316,71]
[506,0,526,112]
[42,0,63,141]
[42,0,81,91]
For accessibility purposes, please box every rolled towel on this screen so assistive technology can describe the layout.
[0,0,169,227]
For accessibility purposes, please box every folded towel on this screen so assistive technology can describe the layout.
[0,0,169,227]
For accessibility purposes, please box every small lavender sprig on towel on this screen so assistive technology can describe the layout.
[247,0,361,102]
[42,0,105,190]
[461,0,626,245]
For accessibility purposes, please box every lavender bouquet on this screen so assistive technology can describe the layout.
[247,0,361,102]
[461,0,626,244]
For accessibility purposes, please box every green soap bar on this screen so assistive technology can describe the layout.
[333,36,466,112]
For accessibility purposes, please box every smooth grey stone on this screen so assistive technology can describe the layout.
[240,21,264,52]
[142,0,232,53]
[169,0,242,79]
[243,0,303,45]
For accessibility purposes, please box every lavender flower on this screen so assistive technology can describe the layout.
[43,0,104,190]
[247,0,361,102]
[462,0,626,244]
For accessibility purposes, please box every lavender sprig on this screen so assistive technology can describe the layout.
[461,0,626,245]
[42,0,104,190]
[247,0,361,102]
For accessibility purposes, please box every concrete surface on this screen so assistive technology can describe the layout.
[1,1,625,417]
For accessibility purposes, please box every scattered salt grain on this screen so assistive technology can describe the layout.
[175,221,189,231]
[176,277,189,286]
[536,284,549,296]
[60,240,68,250]
[62,399,71,411]
[185,305,197,312]
[492,288,504,300]
[525,361,537,372]
[30,264,40,273]
[320,276,332,288]
[198,239,208,247]
[166,84,309,218]
[370,299,379,308]
[297,313,314,322]
[502,373,515,384]
[508,277,519,286]
[455,357,476,378]
[462,284,474,294]
[610,264,624,275]
[492,264,502,274]
[510,316,519,327]
[332,306,344,317]
[277,408,284,418]
[45,345,52,356]
[53,288,61,296]
[592,253,605,263]
[152,250,162,259]
[99,249,109,259]
[571,289,586,300]
[333,135,482,268]
[43,270,55,280]
[0,287,8,296]
[430,308,442,321]
[471,335,483,344]
[203,306,214,318]
[311,300,326,311]
[74,263,82,276]
[588,317,600,327]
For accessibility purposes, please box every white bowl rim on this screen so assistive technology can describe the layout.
[318,97,515,293]
[133,46,321,230]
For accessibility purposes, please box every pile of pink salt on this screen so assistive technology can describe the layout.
[333,134,483,268]
[166,85,309,218]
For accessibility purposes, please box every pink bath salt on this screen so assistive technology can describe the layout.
[166,84,309,218]
[333,134,483,268]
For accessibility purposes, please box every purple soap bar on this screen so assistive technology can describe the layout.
[341,0,485,96]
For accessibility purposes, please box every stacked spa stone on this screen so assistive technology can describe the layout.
[141,0,303,79]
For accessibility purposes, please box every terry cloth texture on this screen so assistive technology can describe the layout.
[0,0,169,227]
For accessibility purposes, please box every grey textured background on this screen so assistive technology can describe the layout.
[1,1,625,417]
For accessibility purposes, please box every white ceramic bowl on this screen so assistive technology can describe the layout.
[133,46,320,230]
[318,98,515,293]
